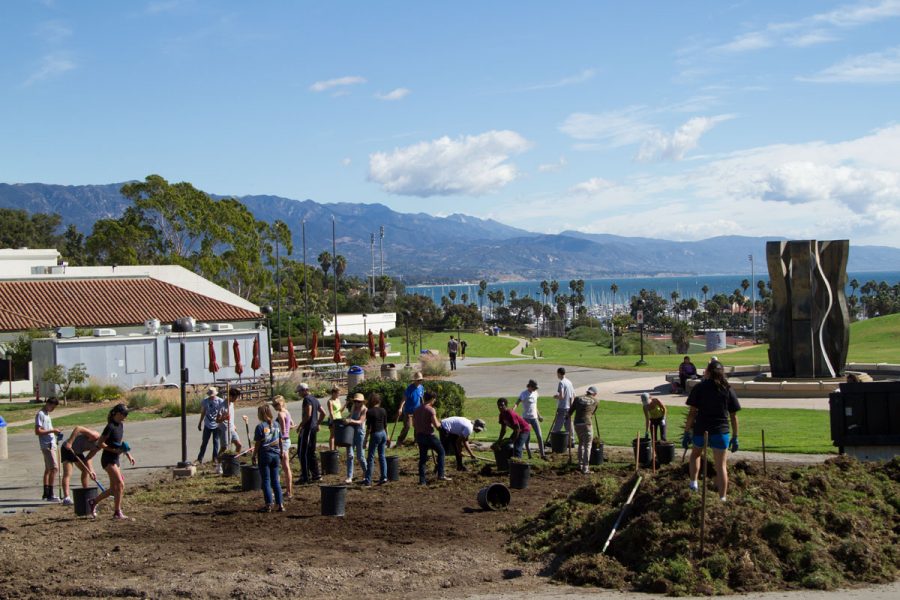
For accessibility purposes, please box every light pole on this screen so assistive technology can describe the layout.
[403,310,411,367]
[418,318,424,355]
[261,305,274,398]
[636,298,647,366]
[362,313,367,337]
[172,316,195,468]
[749,254,757,343]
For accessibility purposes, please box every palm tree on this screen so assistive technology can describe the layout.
[509,289,517,301]
[670,290,680,321]
[550,280,559,304]
[448,289,457,304]
[741,279,750,295]
[849,278,859,298]
[461,292,468,305]
[334,254,346,280]
[317,251,332,280]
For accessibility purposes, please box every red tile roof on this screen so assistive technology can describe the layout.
[0,277,261,332]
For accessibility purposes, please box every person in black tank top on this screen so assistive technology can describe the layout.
[88,404,135,520]
[364,394,389,485]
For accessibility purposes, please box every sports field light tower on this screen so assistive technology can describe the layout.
[172,316,196,467]
[261,305,274,398]
[635,298,647,366]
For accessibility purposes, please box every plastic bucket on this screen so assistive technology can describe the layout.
[493,444,512,472]
[73,487,98,517]
[320,485,347,517]
[477,483,511,511]
[590,441,604,465]
[220,455,241,477]
[509,461,530,490]
[550,431,568,454]
[320,450,341,475]
[386,455,400,481]
[632,438,653,467]
[240,464,261,491]
[656,441,675,465]
[380,363,398,381]
[333,420,355,447]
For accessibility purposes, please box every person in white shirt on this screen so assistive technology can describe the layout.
[34,398,62,502]
[439,416,484,471]
[549,367,575,451]
[515,379,545,460]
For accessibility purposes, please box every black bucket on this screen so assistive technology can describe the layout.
[386,455,400,481]
[493,444,512,472]
[550,431,568,454]
[477,483,511,511]
[320,450,341,475]
[333,420,354,447]
[240,464,261,491]
[656,441,675,465]
[590,441,604,465]
[320,485,347,517]
[632,438,653,467]
[220,455,240,477]
[509,461,530,490]
[73,487,98,517]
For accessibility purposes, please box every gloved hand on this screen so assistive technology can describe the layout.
[643,430,650,440]
[121,441,131,453]
[729,437,739,453]
[681,431,692,449]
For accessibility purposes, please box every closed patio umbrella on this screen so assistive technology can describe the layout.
[208,338,220,379]
[287,336,298,371]
[378,329,387,361]
[333,331,343,364]
[251,335,261,374]
[233,340,244,380]
[310,330,318,360]
[367,330,375,358]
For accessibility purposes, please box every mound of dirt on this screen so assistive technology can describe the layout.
[510,456,900,596]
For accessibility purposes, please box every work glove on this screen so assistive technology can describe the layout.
[729,437,739,453]
[121,442,132,453]
[681,431,692,450]
[643,430,650,440]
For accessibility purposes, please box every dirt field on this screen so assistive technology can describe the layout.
[0,453,590,600]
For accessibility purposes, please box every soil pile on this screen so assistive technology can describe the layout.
[510,456,900,595]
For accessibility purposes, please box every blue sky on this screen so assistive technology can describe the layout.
[2,1,900,247]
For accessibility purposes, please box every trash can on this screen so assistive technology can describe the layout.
[380,363,398,381]
[347,365,365,390]
[0,415,7,460]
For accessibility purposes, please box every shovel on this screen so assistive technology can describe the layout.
[74,453,106,493]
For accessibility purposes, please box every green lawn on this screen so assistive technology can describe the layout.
[460,396,834,455]
[388,331,518,363]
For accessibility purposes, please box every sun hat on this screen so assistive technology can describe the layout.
[413,371,424,381]
[640,392,650,405]
[352,393,365,402]
[473,418,486,433]
[206,386,218,396]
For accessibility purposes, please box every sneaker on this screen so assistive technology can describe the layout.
[437,476,452,482]
[215,464,223,475]
[344,477,353,484]
[720,496,727,502]
[377,479,388,485]
[258,505,272,513]
[46,495,60,502]
[113,510,130,520]
[62,496,73,506]
[277,505,285,512]
[87,497,97,518]
[364,480,372,487]
[689,481,699,492]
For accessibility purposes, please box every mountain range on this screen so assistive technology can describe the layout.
[2,181,899,283]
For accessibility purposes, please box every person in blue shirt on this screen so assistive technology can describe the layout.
[393,371,424,447]
[253,404,283,513]
[196,387,225,472]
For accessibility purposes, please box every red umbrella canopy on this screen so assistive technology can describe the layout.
[251,335,261,372]
[310,330,319,360]
[378,329,387,360]
[333,331,343,364]
[367,330,375,358]
[232,340,244,377]
[207,338,220,375]
[287,336,298,371]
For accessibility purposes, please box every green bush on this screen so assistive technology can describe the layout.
[273,379,299,402]
[68,383,124,403]
[348,378,465,419]
[126,392,160,410]
[346,347,371,367]
[158,397,204,418]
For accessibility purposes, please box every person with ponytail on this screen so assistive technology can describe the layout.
[87,403,135,520]
[253,404,284,513]
[682,360,741,501]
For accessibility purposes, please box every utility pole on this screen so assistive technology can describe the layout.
[275,237,281,352]
[302,220,310,354]
[749,254,757,343]
[379,225,385,276]
[370,232,376,297]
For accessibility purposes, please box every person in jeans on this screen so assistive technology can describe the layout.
[439,416,484,471]
[549,367,575,450]
[413,391,451,485]
[364,393,388,486]
[678,356,698,393]
[641,392,668,442]
[345,393,368,484]
[197,386,225,472]
[447,336,459,371]
[252,404,283,513]
[34,397,62,502]
[568,386,599,474]
[296,383,326,485]
[394,372,424,447]
[515,379,545,460]
[495,397,532,459]
[271,395,294,499]
[326,386,345,450]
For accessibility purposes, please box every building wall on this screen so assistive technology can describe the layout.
[0,248,60,277]
[322,312,396,336]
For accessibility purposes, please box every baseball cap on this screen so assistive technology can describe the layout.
[640,392,650,404]
[296,382,309,392]
[587,386,598,395]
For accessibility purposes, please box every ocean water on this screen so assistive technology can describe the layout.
[407,271,900,307]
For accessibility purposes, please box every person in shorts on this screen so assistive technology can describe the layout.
[439,416,484,471]
[271,395,293,499]
[682,360,741,501]
[60,426,101,505]
[568,386,599,474]
[34,398,61,502]
[218,387,243,454]
[88,404,136,520]
[641,392,668,442]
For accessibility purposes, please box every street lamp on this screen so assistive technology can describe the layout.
[172,316,195,468]
[749,254,757,344]
[636,298,647,366]
[261,305,274,398]
[403,310,411,367]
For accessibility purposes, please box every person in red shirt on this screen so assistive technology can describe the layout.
[494,397,532,459]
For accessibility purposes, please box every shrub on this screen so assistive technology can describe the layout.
[157,397,204,418]
[126,392,160,410]
[348,377,465,418]
[420,354,449,377]
[273,379,299,402]
[68,382,124,403]
[346,347,371,367]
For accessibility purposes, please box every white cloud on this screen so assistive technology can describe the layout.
[22,52,76,86]
[375,87,410,101]
[800,46,900,82]
[718,32,774,53]
[35,20,72,44]
[367,130,532,197]
[309,75,366,93]
[760,162,900,211]
[558,107,654,145]
[341,157,352,167]
[787,31,839,47]
[537,157,567,173]
[569,177,614,195]
[637,115,734,162]
[519,68,596,92]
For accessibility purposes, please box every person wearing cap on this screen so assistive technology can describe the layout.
[640,392,668,442]
[495,397,532,459]
[364,393,389,486]
[413,391,451,484]
[296,383,326,485]
[683,360,741,501]
[549,367,575,451]
[34,397,62,501]
[217,387,243,455]
[326,385,345,451]
[678,356,698,393]
[87,403,135,520]
[197,386,226,472]
[515,379,545,460]
[568,387,599,474]
[60,426,101,506]
[394,371,424,447]
[344,393,368,484]
[439,416,484,471]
